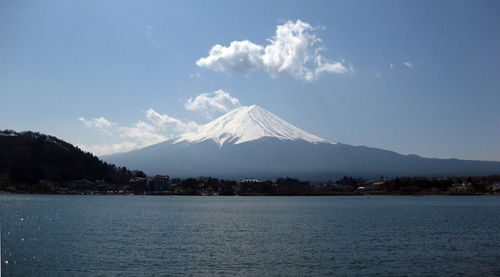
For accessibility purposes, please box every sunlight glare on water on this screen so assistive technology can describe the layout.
[1,195,499,276]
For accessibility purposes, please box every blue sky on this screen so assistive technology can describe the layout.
[1,0,499,160]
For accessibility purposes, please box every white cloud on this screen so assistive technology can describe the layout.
[185,90,241,118]
[77,141,143,156]
[78,116,112,129]
[262,20,351,81]
[79,116,113,135]
[196,20,351,81]
[78,110,197,156]
[313,57,351,81]
[118,121,167,143]
[78,91,241,155]
[146,108,198,132]
[403,62,413,68]
[78,119,168,156]
[196,40,264,73]
[390,63,394,70]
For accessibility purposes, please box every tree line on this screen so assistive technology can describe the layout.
[1,130,499,195]
[0,130,144,192]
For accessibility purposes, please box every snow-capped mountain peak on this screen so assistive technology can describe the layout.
[175,105,335,147]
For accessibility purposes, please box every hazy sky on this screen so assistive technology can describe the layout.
[1,0,499,160]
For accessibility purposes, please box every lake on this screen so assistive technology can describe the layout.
[1,195,499,276]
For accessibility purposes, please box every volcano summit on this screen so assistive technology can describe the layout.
[176,105,333,146]
[104,105,500,180]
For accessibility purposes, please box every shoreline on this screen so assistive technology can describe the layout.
[1,191,498,197]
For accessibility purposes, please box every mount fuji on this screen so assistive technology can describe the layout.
[104,105,500,180]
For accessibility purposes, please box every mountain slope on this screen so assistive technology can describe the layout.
[104,106,500,180]
[0,130,138,185]
[106,138,500,180]
[176,105,334,146]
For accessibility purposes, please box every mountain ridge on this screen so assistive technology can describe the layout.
[0,130,141,187]
[104,106,500,180]
[175,105,334,147]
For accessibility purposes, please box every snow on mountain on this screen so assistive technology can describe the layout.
[175,105,335,146]
[104,105,500,179]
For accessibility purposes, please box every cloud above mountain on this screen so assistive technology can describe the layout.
[77,116,170,156]
[78,90,242,155]
[78,117,112,129]
[196,40,264,73]
[146,108,199,132]
[196,20,352,81]
[185,90,241,119]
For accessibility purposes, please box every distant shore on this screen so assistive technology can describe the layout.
[2,174,500,196]
[1,190,498,197]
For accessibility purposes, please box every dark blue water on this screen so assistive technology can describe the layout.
[1,195,499,276]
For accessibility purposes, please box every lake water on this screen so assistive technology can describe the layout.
[1,195,499,276]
